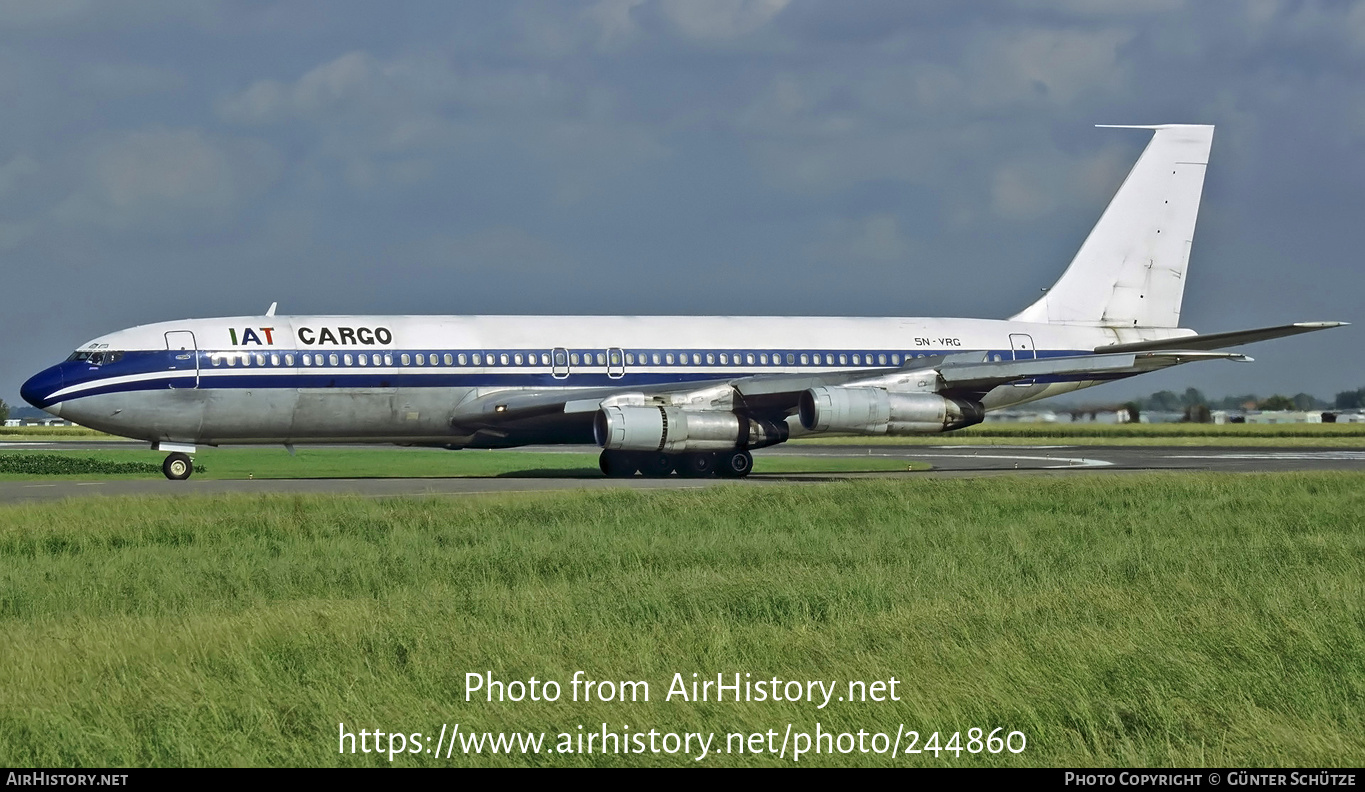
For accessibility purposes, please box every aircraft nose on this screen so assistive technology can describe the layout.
[20,364,65,417]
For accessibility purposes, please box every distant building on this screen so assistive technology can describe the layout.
[984,410,1064,423]
[1138,411,1186,424]
[15,417,76,427]
[1244,410,1323,424]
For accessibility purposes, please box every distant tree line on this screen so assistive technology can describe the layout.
[1110,387,1364,423]
[1334,386,1365,410]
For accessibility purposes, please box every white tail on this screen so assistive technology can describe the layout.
[1012,124,1214,328]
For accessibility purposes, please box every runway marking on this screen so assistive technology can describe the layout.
[911,453,1113,468]
[1169,452,1365,461]
[928,445,1077,450]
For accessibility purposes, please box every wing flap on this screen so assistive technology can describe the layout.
[925,350,1249,392]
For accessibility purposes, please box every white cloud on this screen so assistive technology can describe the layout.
[991,143,1133,222]
[808,213,914,264]
[967,27,1132,108]
[54,128,281,234]
[656,0,791,40]
[0,154,39,197]
[401,226,570,274]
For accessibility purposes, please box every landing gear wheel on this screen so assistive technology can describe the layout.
[717,449,753,478]
[162,452,193,481]
[638,453,675,478]
[599,450,637,478]
[678,452,717,477]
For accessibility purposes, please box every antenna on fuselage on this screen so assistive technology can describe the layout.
[266,301,277,317]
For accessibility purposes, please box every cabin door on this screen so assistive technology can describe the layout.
[164,331,199,389]
[1009,333,1035,387]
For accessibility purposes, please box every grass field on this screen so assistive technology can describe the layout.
[0,447,924,481]
[0,473,1361,767]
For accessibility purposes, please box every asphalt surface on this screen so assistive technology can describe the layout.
[1,441,1363,503]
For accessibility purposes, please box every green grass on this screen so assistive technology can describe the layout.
[0,426,111,440]
[0,447,922,481]
[794,421,1365,447]
[0,473,1361,767]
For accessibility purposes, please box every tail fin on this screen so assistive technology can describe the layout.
[1011,124,1214,328]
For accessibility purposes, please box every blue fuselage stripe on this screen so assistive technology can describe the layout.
[34,347,1096,407]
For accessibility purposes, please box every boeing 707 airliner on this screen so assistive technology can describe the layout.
[20,124,1345,479]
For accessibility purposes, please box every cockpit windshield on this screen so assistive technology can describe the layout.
[66,350,124,365]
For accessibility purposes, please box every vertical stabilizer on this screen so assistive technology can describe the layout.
[1011,124,1214,328]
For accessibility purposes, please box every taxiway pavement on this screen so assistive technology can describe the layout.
[0,442,1361,503]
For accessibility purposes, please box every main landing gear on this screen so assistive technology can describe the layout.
[162,452,194,481]
[599,449,753,479]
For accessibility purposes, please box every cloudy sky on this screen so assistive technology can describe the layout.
[3,0,1362,406]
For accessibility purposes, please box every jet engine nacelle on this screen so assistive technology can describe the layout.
[798,387,984,435]
[595,405,788,452]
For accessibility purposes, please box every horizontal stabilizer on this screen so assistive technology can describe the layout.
[1096,322,1347,354]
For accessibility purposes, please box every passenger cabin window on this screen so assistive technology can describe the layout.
[227,355,237,367]
[838,354,847,365]
[706,353,715,365]
[444,354,453,366]
[719,353,729,364]
[270,354,280,366]
[285,354,295,366]
[663,353,673,365]
[891,354,899,365]
[343,354,353,366]
[625,353,635,365]
[514,353,524,365]
[384,354,393,366]
[470,353,481,365]
[358,354,367,366]
[415,354,424,366]
[570,353,580,365]
[691,353,700,365]
[786,353,795,365]
[329,354,339,366]
[652,354,661,365]
[458,353,467,365]
[759,354,768,365]
[852,354,860,365]
[401,354,411,365]
[500,354,510,365]
[372,354,381,365]
[799,354,809,365]
[745,353,755,365]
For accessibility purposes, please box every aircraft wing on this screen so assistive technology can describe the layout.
[446,348,1250,441]
[1096,321,1347,354]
